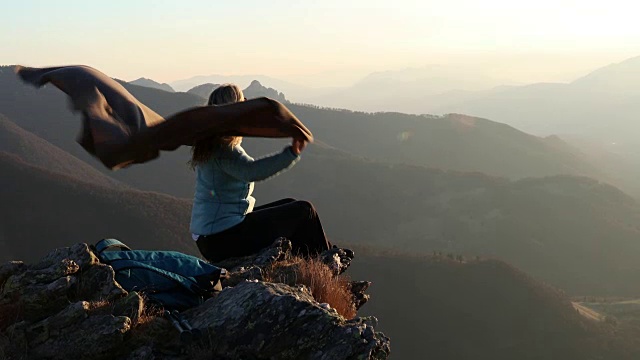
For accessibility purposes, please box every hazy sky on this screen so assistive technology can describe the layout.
[3,0,640,87]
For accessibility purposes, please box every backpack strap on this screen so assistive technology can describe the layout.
[95,238,132,256]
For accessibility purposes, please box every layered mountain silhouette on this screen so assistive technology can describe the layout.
[0,66,604,181]
[350,253,640,360]
[170,73,309,96]
[570,56,640,94]
[0,115,123,189]
[254,148,640,296]
[168,56,640,150]
[129,77,175,92]
[186,80,287,103]
[282,105,605,180]
[186,82,220,99]
[296,65,515,112]
[420,56,640,196]
[0,152,196,263]
[429,56,640,141]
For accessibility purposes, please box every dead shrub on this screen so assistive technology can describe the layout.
[87,299,112,316]
[265,257,357,319]
[134,301,163,327]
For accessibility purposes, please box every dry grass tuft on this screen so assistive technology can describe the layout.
[87,299,112,316]
[135,302,163,327]
[88,294,158,327]
[265,257,357,319]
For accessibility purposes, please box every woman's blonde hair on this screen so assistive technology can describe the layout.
[189,84,245,168]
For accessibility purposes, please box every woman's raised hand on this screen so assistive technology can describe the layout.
[291,138,307,155]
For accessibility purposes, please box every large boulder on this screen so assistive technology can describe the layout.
[185,281,389,359]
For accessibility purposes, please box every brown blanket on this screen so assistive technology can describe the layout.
[16,65,313,170]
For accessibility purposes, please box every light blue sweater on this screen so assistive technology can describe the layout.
[190,144,300,236]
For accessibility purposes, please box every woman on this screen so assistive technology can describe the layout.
[190,84,331,263]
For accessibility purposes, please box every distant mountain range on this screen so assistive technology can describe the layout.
[283,105,606,181]
[167,56,640,147]
[294,65,518,112]
[422,56,640,196]
[0,115,124,189]
[429,56,640,141]
[160,57,640,196]
[135,54,640,149]
[127,73,610,185]
[129,77,175,92]
[166,64,518,109]
[185,80,287,103]
[169,73,324,99]
[185,82,220,99]
[0,66,603,183]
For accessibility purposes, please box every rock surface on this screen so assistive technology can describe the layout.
[0,239,389,359]
[185,281,389,359]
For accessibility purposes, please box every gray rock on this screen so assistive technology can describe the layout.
[215,237,292,272]
[219,238,293,287]
[220,239,356,286]
[3,258,78,290]
[35,243,99,270]
[25,301,90,346]
[350,281,372,310]
[321,247,354,275]
[29,314,131,359]
[0,242,388,360]
[2,275,77,322]
[185,281,390,359]
[74,263,127,301]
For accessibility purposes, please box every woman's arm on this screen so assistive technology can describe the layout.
[216,145,301,182]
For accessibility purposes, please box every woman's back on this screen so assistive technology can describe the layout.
[190,144,299,236]
[190,83,331,263]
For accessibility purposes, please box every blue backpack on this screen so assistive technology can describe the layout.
[94,238,226,310]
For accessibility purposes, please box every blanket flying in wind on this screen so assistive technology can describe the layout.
[15,65,313,170]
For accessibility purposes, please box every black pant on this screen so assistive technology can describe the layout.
[197,198,331,263]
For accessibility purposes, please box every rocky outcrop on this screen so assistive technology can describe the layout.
[129,78,175,93]
[186,81,288,103]
[243,80,288,103]
[0,240,389,359]
[215,238,369,311]
[185,281,386,360]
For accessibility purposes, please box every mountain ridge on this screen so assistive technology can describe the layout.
[186,80,287,103]
[0,151,196,262]
[350,253,640,359]
[0,114,124,189]
[129,77,175,93]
